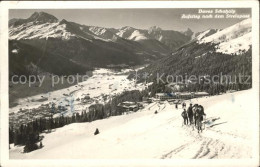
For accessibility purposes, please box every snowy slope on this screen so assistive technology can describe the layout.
[9,22,75,40]
[128,30,149,41]
[89,26,119,41]
[199,18,252,54]
[116,26,135,38]
[216,32,251,54]
[10,89,258,159]
[195,29,220,40]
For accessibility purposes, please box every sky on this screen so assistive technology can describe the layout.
[9,8,251,33]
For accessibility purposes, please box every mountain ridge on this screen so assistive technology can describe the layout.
[9,11,194,77]
[9,12,193,51]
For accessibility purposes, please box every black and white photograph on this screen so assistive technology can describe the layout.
[0,1,259,167]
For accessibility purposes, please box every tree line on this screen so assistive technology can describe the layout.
[133,43,252,96]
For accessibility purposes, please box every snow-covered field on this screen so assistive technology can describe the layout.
[9,89,258,160]
[10,68,149,116]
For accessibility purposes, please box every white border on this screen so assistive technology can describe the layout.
[0,1,259,167]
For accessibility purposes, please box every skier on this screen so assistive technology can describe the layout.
[181,109,188,125]
[175,103,178,109]
[192,104,199,126]
[182,102,186,109]
[187,103,193,125]
[194,105,206,133]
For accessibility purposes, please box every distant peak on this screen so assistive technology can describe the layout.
[121,26,134,30]
[185,28,192,32]
[149,26,162,31]
[28,11,58,23]
[183,28,193,37]
[59,19,68,24]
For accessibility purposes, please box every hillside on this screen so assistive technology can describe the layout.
[199,18,251,55]
[136,18,252,94]
[195,29,221,40]
[9,89,256,159]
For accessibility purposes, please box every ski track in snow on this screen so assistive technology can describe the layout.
[160,126,229,159]
[159,114,253,159]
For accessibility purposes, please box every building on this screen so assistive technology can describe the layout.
[175,92,195,99]
[155,92,209,100]
[155,93,176,100]
[117,101,139,114]
[194,92,209,97]
[142,97,153,103]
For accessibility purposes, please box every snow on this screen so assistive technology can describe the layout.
[196,30,211,40]
[9,68,149,116]
[11,49,18,54]
[200,18,251,44]
[158,35,163,41]
[116,26,134,38]
[216,32,251,54]
[148,26,162,34]
[9,22,75,40]
[128,30,148,41]
[89,27,107,36]
[199,18,252,55]
[116,31,124,38]
[196,29,220,40]
[88,26,118,42]
[10,89,258,160]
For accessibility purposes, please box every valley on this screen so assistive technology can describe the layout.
[9,68,150,128]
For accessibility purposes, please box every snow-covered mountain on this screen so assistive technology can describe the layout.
[9,12,93,41]
[9,22,75,40]
[195,29,221,40]
[9,12,72,40]
[9,12,192,49]
[198,18,252,55]
[88,26,119,41]
[9,12,193,76]
[114,25,193,51]
[128,30,149,41]
[116,26,136,38]
[9,12,58,27]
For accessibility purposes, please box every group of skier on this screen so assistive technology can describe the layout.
[181,102,206,132]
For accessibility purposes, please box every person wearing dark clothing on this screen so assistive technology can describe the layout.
[193,104,198,126]
[195,105,206,132]
[195,105,205,121]
[187,104,193,125]
[175,103,178,109]
[181,109,188,125]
